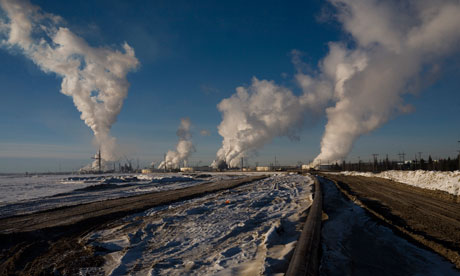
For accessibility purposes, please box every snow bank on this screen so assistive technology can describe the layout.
[340,170,460,196]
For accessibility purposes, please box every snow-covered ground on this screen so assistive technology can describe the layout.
[337,170,460,196]
[0,173,192,204]
[84,174,313,275]
[0,172,270,218]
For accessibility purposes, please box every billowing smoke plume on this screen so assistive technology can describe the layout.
[0,0,139,162]
[311,0,460,167]
[159,118,195,169]
[214,0,460,168]
[211,49,356,168]
[212,78,315,168]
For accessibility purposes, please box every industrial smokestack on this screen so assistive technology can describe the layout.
[158,118,195,170]
[0,0,139,162]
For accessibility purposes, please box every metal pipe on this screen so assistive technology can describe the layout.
[285,176,322,276]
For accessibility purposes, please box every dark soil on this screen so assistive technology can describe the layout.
[0,175,267,275]
[321,173,460,269]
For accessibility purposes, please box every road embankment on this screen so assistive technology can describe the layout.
[322,173,460,270]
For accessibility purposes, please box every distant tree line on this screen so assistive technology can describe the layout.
[328,155,460,172]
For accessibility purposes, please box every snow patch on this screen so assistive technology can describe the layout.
[85,174,314,275]
[339,170,460,196]
[0,173,204,218]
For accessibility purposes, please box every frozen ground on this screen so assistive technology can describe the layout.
[319,177,459,275]
[338,170,460,196]
[84,174,313,276]
[0,172,272,218]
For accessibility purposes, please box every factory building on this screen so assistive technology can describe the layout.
[180,167,194,173]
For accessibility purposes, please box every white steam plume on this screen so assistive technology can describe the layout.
[212,78,311,168]
[211,51,357,168]
[159,118,195,169]
[211,49,362,168]
[311,0,460,167]
[0,0,139,161]
[213,0,460,168]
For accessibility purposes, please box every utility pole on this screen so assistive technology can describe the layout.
[358,156,361,171]
[274,156,277,170]
[241,157,244,171]
[98,150,102,173]
[398,152,405,170]
[457,141,460,171]
[418,152,422,170]
[372,154,379,172]
[385,154,389,170]
[92,149,102,174]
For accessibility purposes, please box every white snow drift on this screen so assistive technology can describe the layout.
[340,170,460,196]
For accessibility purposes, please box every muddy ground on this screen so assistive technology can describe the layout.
[321,173,460,270]
[0,175,266,275]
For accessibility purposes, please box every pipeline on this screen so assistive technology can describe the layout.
[285,175,322,276]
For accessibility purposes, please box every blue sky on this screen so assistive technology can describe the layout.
[0,0,459,172]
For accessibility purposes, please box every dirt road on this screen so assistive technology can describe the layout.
[322,173,460,269]
[0,175,266,275]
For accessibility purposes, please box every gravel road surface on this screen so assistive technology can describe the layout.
[322,173,460,270]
